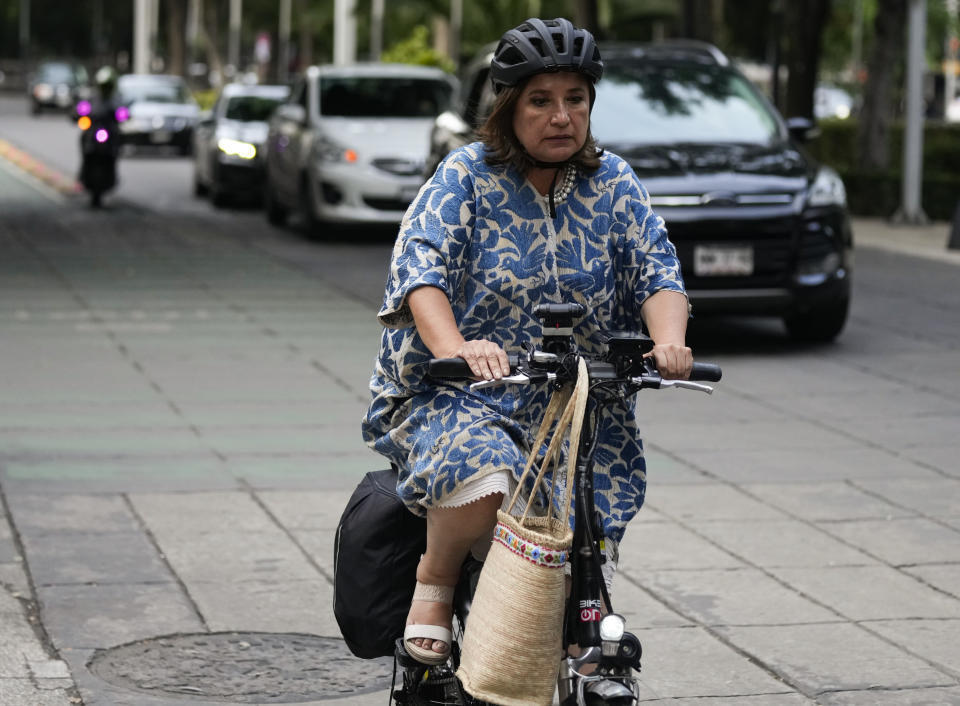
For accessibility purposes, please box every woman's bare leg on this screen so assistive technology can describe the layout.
[407,492,503,655]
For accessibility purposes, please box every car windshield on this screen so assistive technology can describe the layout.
[318,76,452,118]
[38,63,76,83]
[224,96,282,121]
[119,78,192,104]
[592,63,780,145]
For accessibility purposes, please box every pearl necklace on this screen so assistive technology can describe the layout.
[553,163,577,203]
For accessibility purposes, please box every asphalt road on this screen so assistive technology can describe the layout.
[1,91,958,705]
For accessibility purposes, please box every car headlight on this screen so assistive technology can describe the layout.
[218,138,257,160]
[807,166,846,208]
[314,136,357,164]
[33,83,53,100]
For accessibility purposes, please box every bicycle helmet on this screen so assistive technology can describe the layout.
[490,17,603,94]
[94,66,118,98]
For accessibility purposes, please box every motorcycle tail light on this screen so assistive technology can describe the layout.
[77,116,92,130]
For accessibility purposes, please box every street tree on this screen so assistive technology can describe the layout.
[857,0,906,170]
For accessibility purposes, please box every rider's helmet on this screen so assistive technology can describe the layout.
[489,17,603,101]
[94,66,118,99]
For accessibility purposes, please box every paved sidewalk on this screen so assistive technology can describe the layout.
[1,157,959,705]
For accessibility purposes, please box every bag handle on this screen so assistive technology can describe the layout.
[508,358,589,528]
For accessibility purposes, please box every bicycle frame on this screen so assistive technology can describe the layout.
[393,303,719,706]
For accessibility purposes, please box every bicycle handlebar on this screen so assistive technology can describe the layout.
[427,357,722,386]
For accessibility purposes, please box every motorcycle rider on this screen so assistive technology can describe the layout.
[77,66,123,206]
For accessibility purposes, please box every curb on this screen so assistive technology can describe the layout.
[0,137,82,195]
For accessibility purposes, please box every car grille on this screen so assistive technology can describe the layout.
[372,158,423,176]
[667,216,797,290]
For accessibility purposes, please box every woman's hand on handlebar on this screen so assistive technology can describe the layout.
[453,339,512,381]
[645,342,693,380]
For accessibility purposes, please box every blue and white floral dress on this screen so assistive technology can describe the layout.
[362,142,685,549]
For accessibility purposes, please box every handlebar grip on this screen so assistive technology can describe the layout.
[428,355,521,379]
[690,362,722,382]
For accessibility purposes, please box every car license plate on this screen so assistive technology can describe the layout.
[150,130,172,144]
[693,245,754,276]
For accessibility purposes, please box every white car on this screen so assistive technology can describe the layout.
[193,83,290,206]
[263,63,456,234]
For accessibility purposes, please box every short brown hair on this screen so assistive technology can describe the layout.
[477,81,603,175]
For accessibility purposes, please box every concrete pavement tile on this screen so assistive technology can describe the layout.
[742,482,915,521]
[817,518,960,565]
[768,566,960,620]
[905,564,960,600]
[9,493,140,534]
[863,619,960,678]
[228,453,381,489]
[836,414,960,451]
[258,489,352,531]
[645,697,811,705]
[185,579,339,637]
[0,563,30,595]
[716,623,956,696]
[22,531,171,586]
[641,417,856,453]
[609,573,693,628]
[855,478,960,521]
[289,529,336,576]
[644,448,714,484]
[633,626,792,699]
[0,401,185,430]
[817,686,960,705]
[775,388,960,423]
[147,529,320,583]
[677,446,939,484]
[36,582,203,651]
[638,568,838,626]
[0,427,213,457]
[201,424,366,456]
[1,458,238,492]
[0,680,75,705]
[645,483,790,522]
[0,588,49,678]
[901,445,960,479]
[176,399,366,426]
[689,520,878,568]
[618,522,744,571]
[640,385,788,424]
[0,520,17,563]
[130,490,278,536]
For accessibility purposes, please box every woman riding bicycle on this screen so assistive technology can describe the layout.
[361,16,692,667]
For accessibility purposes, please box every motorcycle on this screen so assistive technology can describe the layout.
[74,99,129,207]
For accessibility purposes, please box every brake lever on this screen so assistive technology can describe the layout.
[470,373,532,390]
[659,379,714,394]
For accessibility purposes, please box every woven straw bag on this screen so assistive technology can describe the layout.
[457,359,589,706]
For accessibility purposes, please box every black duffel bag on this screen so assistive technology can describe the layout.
[333,467,426,659]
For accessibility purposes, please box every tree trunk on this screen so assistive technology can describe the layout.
[165,0,188,77]
[200,0,225,86]
[783,0,832,119]
[682,0,718,43]
[857,0,907,171]
[575,0,600,36]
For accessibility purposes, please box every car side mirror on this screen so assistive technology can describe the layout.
[276,103,307,125]
[786,117,820,143]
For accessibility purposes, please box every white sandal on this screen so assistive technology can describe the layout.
[403,582,454,665]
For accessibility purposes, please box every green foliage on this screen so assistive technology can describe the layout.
[381,26,455,73]
[808,120,960,220]
[194,88,217,111]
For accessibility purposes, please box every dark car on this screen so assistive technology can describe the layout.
[116,74,200,155]
[426,41,853,342]
[193,83,290,206]
[27,61,90,114]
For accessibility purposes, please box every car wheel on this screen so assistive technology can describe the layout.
[264,180,288,226]
[299,175,324,238]
[784,296,850,343]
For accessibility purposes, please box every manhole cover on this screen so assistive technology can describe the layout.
[87,632,393,702]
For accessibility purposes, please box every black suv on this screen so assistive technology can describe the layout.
[426,41,853,342]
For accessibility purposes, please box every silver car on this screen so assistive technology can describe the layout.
[117,74,200,155]
[263,64,456,234]
[193,83,290,206]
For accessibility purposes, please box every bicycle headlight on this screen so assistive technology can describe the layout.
[599,613,626,656]
[807,166,846,208]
